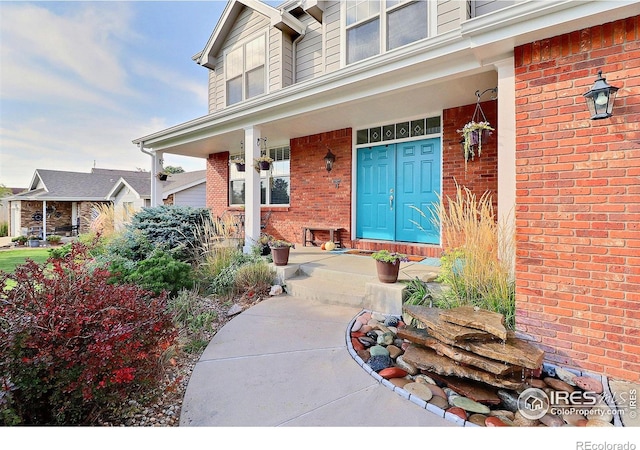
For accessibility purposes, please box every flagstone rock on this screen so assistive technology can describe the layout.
[528,378,547,389]
[497,390,520,412]
[403,382,433,402]
[426,373,501,404]
[395,356,418,375]
[402,306,495,342]
[573,376,603,394]
[439,306,508,341]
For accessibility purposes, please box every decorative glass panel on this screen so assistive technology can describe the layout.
[357,129,369,145]
[388,1,427,50]
[426,116,441,134]
[411,119,425,136]
[383,124,395,140]
[396,122,409,138]
[347,18,380,64]
[370,126,382,142]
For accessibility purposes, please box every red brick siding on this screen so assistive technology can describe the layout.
[515,16,640,382]
[206,152,230,217]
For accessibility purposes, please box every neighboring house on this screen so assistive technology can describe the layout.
[7,168,205,237]
[132,1,640,383]
[1,188,25,230]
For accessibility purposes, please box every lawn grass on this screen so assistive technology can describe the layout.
[0,248,50,273]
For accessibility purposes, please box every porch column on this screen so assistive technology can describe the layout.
[494,57,516,265]
[151,151,164,206]
[42,201,47,239]
[243,126,261,253]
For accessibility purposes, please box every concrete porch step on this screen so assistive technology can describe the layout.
[284,274,366,309]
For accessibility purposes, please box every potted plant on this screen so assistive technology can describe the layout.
[47,234,62,245]
[254,155,274,171]
[268,239,294,266]
[230,157,245,172]
[457,120,494,168]
[254,234,273,256]
[27,235,41,248]
[11,235,27,246]
[157,171,169,181]
[372,249,409,283]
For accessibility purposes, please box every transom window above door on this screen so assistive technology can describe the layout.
[226,34,266,106]
[346,1,429,65]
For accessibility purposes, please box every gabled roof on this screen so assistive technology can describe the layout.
[194,0,305,69]
[162,170,206,199]
[9,168,150,202]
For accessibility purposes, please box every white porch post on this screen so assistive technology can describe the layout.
[243,126,261,253]
[42,201,47,239]
[495,57,516,264]
[151,151,164,206]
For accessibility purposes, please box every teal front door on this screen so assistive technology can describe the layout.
[356,138,441,244]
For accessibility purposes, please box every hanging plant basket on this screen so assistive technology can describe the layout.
[457,90,495,171]
[157,172,168,181]
[235,163,246,172]
[259,161,271,170]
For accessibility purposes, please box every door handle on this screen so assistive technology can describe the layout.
[389,189,394,210]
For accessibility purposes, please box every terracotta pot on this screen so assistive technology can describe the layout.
[376,260,400,283]
[271,247,290,266]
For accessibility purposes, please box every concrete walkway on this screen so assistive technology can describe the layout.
[179,294,454,427]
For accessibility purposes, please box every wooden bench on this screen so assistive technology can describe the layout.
[302,227,342,248]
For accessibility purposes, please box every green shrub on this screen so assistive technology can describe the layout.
[48,242,72,259]
[198,249,252,296]
[122,250,194,297]
[129,206,210,262]
[167,290,217,354]
[0,222,8,237]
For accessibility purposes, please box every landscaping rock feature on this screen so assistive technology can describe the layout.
[352,307,621,427]
[439,306,508,341]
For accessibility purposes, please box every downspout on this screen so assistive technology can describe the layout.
[286,2,306,84]
[139,142,159,206]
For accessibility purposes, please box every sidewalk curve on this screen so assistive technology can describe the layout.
[179,295,454,427]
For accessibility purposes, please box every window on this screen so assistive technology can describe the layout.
[356,116,441,145]
[229,146,290,206]
[226,35,266,106]
[346,1,428,65]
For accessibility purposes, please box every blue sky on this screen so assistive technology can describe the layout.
[0,1,279,188]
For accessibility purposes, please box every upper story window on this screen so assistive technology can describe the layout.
[226,34,266,106]
[346,1,428,65]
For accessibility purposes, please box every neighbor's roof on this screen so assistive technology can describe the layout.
[162,170,206,197]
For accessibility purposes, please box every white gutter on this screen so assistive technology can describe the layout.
[139,142,162,207]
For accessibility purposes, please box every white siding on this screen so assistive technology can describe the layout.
[208,6,271,113]
[173,183,206,208]
[323,1,342,73]
[295,15,324,82]
[438,0,463,33]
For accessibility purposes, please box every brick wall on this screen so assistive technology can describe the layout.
[514,16,640,382]
[206,152,230,217]
[19,201,72,234]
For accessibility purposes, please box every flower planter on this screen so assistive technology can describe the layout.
[258,161,271,171]
[28,240,40,248]
[376,260,401,283]
[235,163,245,172]
[157,173,168,181]
[271,247,290,266]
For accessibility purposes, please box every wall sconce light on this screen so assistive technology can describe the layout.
[324,148,336,172]
[583,70,619,120]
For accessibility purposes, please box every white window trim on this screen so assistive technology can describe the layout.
[341,1,434,67]
[223,33,268,106]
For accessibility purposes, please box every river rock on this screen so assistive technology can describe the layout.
[351,320,363,332]
[446,407,467,421]
[585,418,614,427]
[428,395,449,410]
[444,387,460,404]
[425,383,448,400]
[554,367,577,386]
[360,325,373,334]
[539,413,565,427]
[395,356,418,375]
[497,389,520,412]
[357,349,370,362]
[403,382,433,402]
[386,344,403,359]
[358,312,372,324]
[544,377,575,393]
[415,374,437,385]
[389,378,411,389]
[384,316,399,327]
[574,376,603,394]
[489,410,515,420]
[378,367,408,379]
[562,411,587,426]
[514,410,540,427]
[452,396,491,414]
[368,355,392,372]
[468,413,488,427]
[369,345,390,357]
[372,312,386,322]
[377,332,395,346]
[358,336,376,347]
[485,416,510,427]
[351,338,365,352]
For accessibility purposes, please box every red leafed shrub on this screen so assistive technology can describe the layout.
[0,241,177,425]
